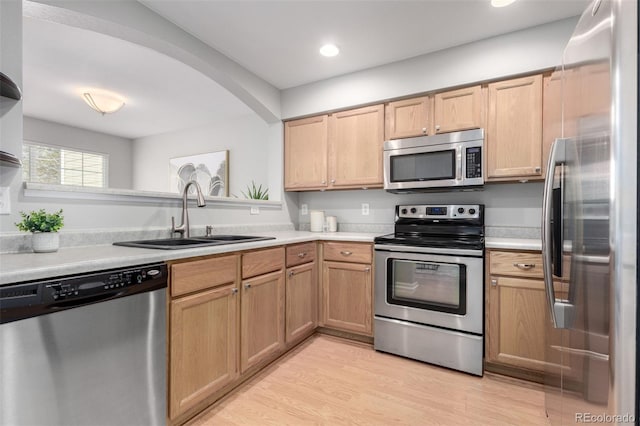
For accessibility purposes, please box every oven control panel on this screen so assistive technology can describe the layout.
[397,204,481,220]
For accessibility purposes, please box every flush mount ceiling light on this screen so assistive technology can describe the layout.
[491,0,516,7]
[82,91,125,115]
[319,43,340,57]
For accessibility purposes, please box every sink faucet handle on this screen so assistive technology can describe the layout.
[205,225,213,237]
[171,216,184,236]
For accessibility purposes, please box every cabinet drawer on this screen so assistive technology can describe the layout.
[489,251,543,279]
[171,254,238,297]
[242,247,285,279]
[323,242,372,264]
[286,242,316,267]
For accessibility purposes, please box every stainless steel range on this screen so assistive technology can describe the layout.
[374,204,485,376]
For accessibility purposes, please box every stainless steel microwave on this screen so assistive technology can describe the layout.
[383,129,484,192]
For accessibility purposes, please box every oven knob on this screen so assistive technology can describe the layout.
[469,208,476,215]
[410,208,417,214]
[458,207,465,214]
[401,208,408,215]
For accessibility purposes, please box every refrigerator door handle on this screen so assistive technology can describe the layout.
[542,138,573,329]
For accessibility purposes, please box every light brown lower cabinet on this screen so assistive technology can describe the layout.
[167,241,373,423]
[286,261,317,343]
[240,269,285,373]
[169,254,240,421]
[486,249,566,379]
[321,242,373,336]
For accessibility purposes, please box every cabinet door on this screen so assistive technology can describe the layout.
[542,72,562,180]
[284,115,328,190]
[433,85,482,134]
[385,96,430,139]
[322,261,372,335]
[487,74,543,180]
[241,270,285,373]
[285,261,317,344]
[487,276,564,373]
[170,284,238,419]
[328,104,384,189]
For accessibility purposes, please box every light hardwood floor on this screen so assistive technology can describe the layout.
[188,335,549,426]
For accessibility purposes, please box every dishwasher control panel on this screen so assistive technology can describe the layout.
[44,264,165,302]
[1,263,167,323]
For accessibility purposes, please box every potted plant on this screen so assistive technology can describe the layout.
[15,209,64,253]
[241,181,269,200]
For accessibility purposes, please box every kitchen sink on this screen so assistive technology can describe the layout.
[114,235,275,250]
[194,235,272,242]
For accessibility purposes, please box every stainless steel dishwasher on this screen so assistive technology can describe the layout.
[0,263,167,426]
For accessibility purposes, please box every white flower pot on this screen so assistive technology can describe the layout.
[32,232,60,253]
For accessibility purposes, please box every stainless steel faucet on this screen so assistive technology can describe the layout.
[171,180,206,238]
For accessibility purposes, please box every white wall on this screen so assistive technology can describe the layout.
[298,183,543,230]
[0,0,298,233]
[23,116,133,189]
[0,0,24,233]
[132,114,269,198]
[281,17,577,119]
[29,0,281,123]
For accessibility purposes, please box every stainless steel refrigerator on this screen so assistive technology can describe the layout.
[542,0,637,424]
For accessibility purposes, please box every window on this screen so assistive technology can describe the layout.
[22,142,108,188]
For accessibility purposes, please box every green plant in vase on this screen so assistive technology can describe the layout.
[15,209,64,253]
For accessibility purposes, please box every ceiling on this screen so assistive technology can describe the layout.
[141,0,590,90]
[22,16,253,139]
[22,0,590,140]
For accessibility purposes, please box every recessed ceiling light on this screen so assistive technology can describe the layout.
[319,44,339,57]
[491,0,516,7]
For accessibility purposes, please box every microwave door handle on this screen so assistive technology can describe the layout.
[542,137,573,329]
[456,147,463,180]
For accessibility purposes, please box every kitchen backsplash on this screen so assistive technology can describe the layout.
[297,183,544,235]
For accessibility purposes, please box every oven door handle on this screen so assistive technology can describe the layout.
[456,146,463,181]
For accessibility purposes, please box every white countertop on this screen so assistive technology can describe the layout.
[485,237,541,251]
[0,231,379,285]
[0,232,542,285]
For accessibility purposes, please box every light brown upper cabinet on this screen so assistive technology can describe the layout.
[384,96,431,140]
[433,85,483,134]
[284,115,329,190]
[542,72,562,180]
[285,104,384,192]
[328,104,385,189]
[486,74,543,181]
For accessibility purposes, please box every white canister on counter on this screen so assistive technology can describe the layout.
[326,216,337,232]
[310,210,325,232]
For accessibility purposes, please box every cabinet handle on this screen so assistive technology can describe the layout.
[364,267,371,272]
[491,279,498,287]
[340,251,352,256]
[513,263,535,270]
[421,127,427,134]
[331,179,336,184]
[321,180,326,184]
[244,284,252,290]
[435,124,441,131]
[231,288,238,294]
[297,252,307,258]
[288,271,294,278]
[535,166,541,173]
